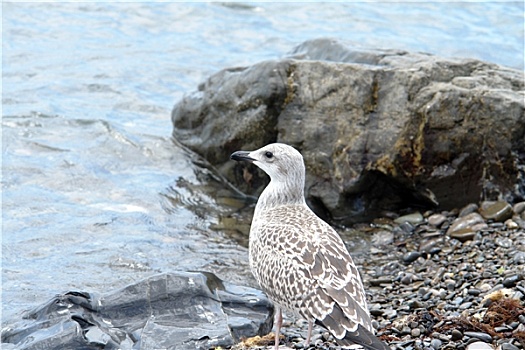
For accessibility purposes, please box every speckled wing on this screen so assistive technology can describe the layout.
[250,206,388,349]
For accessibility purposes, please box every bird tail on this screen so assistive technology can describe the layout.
[334,324,390,350]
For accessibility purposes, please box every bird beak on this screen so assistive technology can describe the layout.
[230,150,255,163]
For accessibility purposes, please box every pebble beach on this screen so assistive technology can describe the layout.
[233,201,525,350]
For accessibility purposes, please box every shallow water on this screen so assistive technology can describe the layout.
[2,2,523,324]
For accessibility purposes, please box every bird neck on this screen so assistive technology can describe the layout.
[255,178,306,212]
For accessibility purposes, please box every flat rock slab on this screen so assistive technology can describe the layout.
[172,38,524,224]
[1,271,274,350]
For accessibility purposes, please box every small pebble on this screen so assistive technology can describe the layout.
[512,201,525,215]
[504,219,518,229]
[460,301,473,309]
[394,212,424,225]
[468,288,481,296]
[513,251,525,264]
[400,273,415,285]
[398,221,415,233]
[447,213,485,235]
[408,300,426,309]
[369,308,384,317]
[493,325,511,332]
[450,329,463,341]
[495,236,513,248]
[448,228,477,242]
[401,326,411,335]
[459,203,479,217]
[519,314,525,324]
[464,331,493,343]
[466,341,493,350]
[419,238,442,253]
[428,213,447,227]
[502,274,521,287]
[403,251,421,264]
[479,201,513,222]
[445,279,456,291]
[430,338,442,349]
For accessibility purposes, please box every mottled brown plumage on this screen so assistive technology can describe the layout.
[231,143,389,350]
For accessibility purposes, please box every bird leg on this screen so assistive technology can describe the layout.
[274,308,282,350]
[306,319,313,345]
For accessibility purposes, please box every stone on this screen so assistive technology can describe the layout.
[513,251,525,264]
[403,251,422,264]
[1,272,274,350]
[448,228,477,242]
[446,213,486,236]
[459,203,479,217]
[513,216,525,230]
[401,273,416,285]
[428,213,447,227]
[460,301,473,309]
[171,38,525,225]
[496,236,513,248]
[394,212,424,225]
[466,341,493,350]
[502,274,521,288]
[513,201,525,215]
[430,338,442,349]
[464,331,493,343]
[505,219,519,229]
[419,238,442,254]
[450,329,463,341]
[372,230,395,245]
[480,201,513,222]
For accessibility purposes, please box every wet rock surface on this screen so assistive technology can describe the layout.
[1,272,274,350]
[232,201,525,350]
[172,38,525,224]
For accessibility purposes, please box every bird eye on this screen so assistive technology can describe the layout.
[264,151,273,159]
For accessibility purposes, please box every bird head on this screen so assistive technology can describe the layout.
[230,143,305,185]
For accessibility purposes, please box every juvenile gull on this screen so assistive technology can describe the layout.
[231,143,389,350]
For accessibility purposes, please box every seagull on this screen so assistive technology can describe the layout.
[231,143,389,350]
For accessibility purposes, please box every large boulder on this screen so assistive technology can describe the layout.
[1,272,274,350]
[172,38,525,224]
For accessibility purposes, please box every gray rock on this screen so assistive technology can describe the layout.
[513,251,525,264]
[466,341,493,350]
[450,329,463,341]
[464,331,493,343]
[403,251,422,264]
[446,212,486,236]
[1,272,274,350]
[468,288,481,296]
[480,201,513,222]
[428,213,447,227]
[419,237,443,254]
[505,219,519,229]
[411,328,421,337]
[502,274,522,287]
[496,236,513,248]
[172,38,525,224]
[459,203,479,217]
[448,229,477,242]
[513,201,525,215]
[394,212,424,225]
[430,338,442,349]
